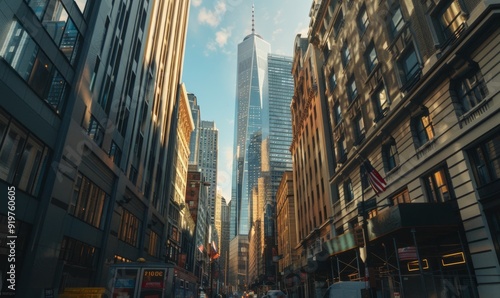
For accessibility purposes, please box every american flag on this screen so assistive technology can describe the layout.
[210,241,220,260]
[363,160,386,195]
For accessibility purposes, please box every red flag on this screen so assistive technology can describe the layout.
[210,241,220,260]
[364,160,386,195]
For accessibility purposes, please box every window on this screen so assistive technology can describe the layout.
[70,174,109,228]
[119,209,141,246]
[423,167,452,203]
[382,138,398,172]
[26,0,50,19]
[344,179,354,203]
[357,5,369,34]
[467,133,500,187]
[87,116,105,147]
[59,236,97,268]
[0,111,49,196]
[434,1,466,47]
[148,231,161,258]
[334,102,342,126]
[454,68,488,114]
[0,20,69,113]
[365,43,378,74]
[341,43,351,68]
[399,46,421,89]
[391,188,410,205]
[31,0,82,64]
[89,57,100,91]
[337,136,347,163]
[347,77,358,102]
[486,207,500,264]
[333,9,345,38]
[329,68,337,91]
[129,166,138,185]
[412,107,434,147]
[372,84,389,122]
[109,141,122,167]
[389,7,405,38]
[353,114,365,145]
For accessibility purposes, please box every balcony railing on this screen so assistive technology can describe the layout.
[439,22,467,51]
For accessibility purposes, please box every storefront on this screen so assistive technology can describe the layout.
[323,202,479,297]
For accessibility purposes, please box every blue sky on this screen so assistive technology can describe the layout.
[182,0,312,201]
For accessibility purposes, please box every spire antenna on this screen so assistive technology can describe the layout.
[252,3,255,34]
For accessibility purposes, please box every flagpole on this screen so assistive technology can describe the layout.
[360,158,373,297]
[209,242,213,298]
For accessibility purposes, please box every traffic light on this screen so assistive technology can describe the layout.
[354,226,365,247]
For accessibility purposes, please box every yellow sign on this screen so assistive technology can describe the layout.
[60,287,106,298]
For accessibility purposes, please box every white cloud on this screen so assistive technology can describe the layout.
[204,27,233,55]
[215,27,232,47]
[198,1,227,27]
[192,0,202,7]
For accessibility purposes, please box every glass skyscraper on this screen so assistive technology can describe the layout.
[265,54,294,203]
[230,30,271,238]
[229,13,271,292]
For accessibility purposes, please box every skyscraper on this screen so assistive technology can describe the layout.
[0,0,191,295]
[229,5,271,293]
[265,54,294,198]
[198,120,218,226]
[261,53,294,284]
[230,28,270,238]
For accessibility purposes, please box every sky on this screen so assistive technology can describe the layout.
[182,0,313,201]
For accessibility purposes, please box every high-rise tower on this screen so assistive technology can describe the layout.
[0,0,192,295]
[229,4,271,294]
[198,120,218,225]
